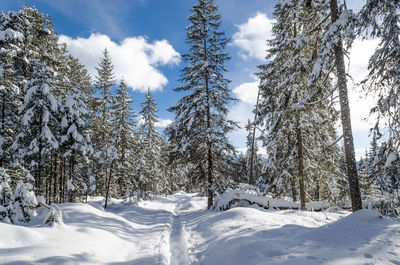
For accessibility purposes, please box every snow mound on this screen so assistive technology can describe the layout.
[212,187,329,211]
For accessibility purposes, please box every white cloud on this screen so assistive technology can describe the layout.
[138,115,172,128]
[233,80,259,104]
[232,12,274,61]
[59,33,180,92]
[155,118,173,128]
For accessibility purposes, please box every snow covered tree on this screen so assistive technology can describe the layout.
[309,0,362,211]
[13,58,59,196]
[112,79,138,197]
[0,167,12,223]
[0,13,24,169]
[11,177,37,223]
[166,0,237,207]
[139,89,165,195]
[60,56,92,202]
[359,0,400,204]
[91,49,117,206]
[257,0,343,208]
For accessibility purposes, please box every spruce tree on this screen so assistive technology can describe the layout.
[359,0,400,204]
[60,56,92,202]
[139,89,164,195]
[13,58,59,196]
[0,12,23,169]
[167,0,237,207]
[92,49,117,207]
[257,0,343,208]
[112,79,137,196]
[309,0,362,211]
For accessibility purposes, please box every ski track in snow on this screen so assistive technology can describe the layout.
[169,205,190,265]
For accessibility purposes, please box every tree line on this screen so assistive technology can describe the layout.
[1,0,400,223]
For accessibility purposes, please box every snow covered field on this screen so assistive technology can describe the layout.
[1,192,400,265]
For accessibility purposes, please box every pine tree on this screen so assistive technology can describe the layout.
[60,56,92,202]
[257,0,343,208]
[309,0,362,211]
[0,167,13,223]
[13,58,59,196]
[112,79,137,197]
[11,177,37,223]
[139,89,165,195]
[92,49,117,208]
[0,12,23,169]
[167,0,237,207]
[359,0,400,204]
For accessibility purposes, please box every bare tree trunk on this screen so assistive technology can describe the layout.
[0,79,5,168]
[291,178,297,202]
[314,175,320,201]
[59,157,63,203]
[69,153,75,202]
[249,83,261,185]
[330,0,362,212]
[38,138,42,196]
[104,161,114,209]
[296,114,306,210]
[53,153,58,203]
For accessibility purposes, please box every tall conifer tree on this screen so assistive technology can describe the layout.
[167,0,237,207]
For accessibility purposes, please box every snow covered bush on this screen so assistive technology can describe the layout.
[43,204,63,226]
[123,196,138,206]
[0,168,13,223]
[10,180,38,223]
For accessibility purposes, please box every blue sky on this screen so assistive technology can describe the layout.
[0,0,374,158]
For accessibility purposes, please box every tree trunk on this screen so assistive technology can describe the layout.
[314,175,320,201]
[38,138,42,196]
[104,161,114,209]
[330,0,362,212]
[69,154,74,202]
[0,81,5,168]
[291,178,297,202]
[53,153,58,203]
[202,8,213,208]
[296,114,306,210]
[249,83,261,185]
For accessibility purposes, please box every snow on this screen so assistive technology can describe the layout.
[212,188,330,211]
[1,192,399,264]
[0,28,24,41]
[384,151,397,167]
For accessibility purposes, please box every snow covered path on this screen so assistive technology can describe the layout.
[1,192,400,264]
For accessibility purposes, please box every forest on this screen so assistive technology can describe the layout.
[0,0,399,226]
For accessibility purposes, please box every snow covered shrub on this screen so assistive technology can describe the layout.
[123,196,138,206]
[43,204,63,226]
[11,180,38,223]
[0,205,11,223]
[0,168,13,223]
